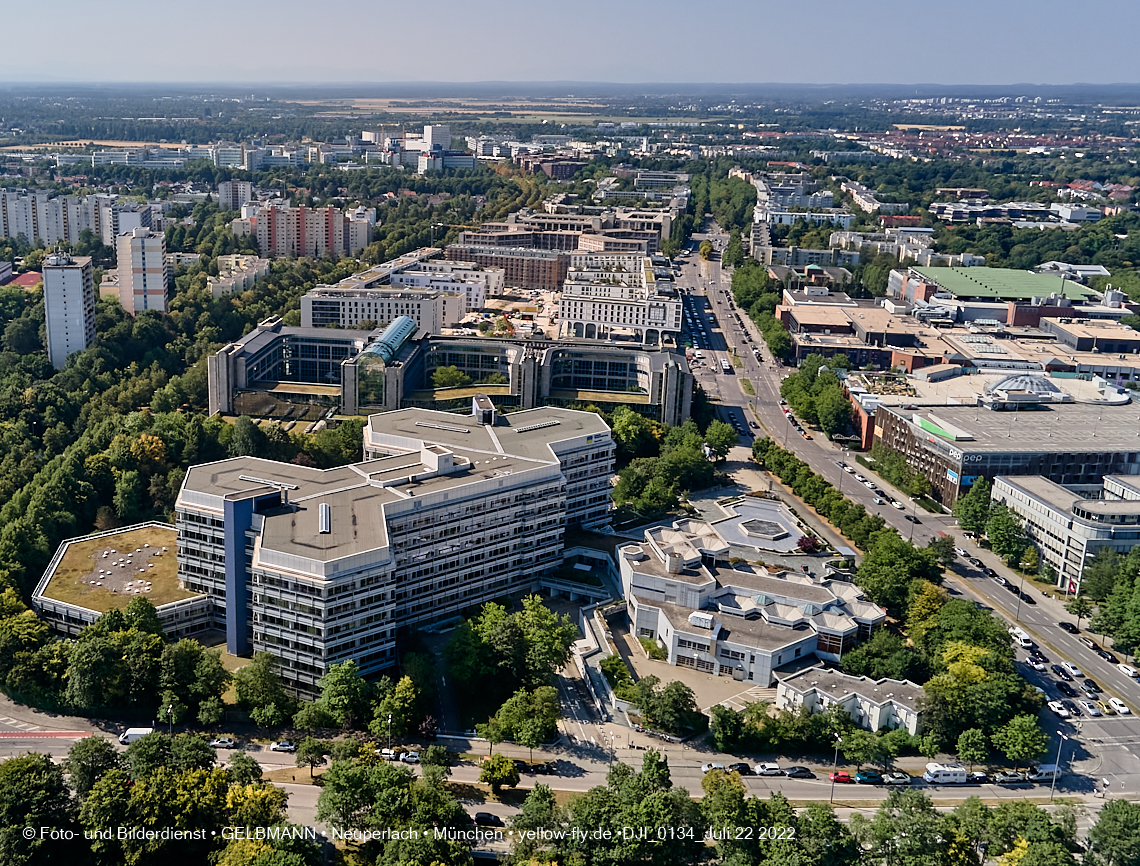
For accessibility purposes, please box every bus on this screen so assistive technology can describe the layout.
[720,359,732,374]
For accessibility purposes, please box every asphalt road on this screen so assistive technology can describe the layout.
[675,231,1140,794]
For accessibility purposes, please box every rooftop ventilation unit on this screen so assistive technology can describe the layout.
[515,420,562,433]
[319,503,331,534]
[415,421,469,434]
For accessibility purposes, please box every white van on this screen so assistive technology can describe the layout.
[118,727,155,745]
[1026,764,1062,782]
[1017,636,1036,650]
[923,762,968,784]
[1119,663,1138,678]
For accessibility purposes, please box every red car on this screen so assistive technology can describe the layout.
[829,771,852,783]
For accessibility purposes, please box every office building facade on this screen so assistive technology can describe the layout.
[174,402,612,692]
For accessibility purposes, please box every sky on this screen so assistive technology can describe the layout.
[2,0,1137,87]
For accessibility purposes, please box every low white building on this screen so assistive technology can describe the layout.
[619,520,886,685]
[777,666,924,735]
[992,475,1140,594]
[208,254,271,298]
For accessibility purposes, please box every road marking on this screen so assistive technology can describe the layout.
[0,731,91,738]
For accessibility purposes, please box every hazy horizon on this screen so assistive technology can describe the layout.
[3,0,1138,87]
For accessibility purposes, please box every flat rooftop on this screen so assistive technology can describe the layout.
[367,405,610,463]
[911,266,1097,301]
[637,595,805,652]
[998,475,1140,517]
[38,525,196,613]
[884,402,1140,453]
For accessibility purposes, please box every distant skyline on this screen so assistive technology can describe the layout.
[3,0,1138,87]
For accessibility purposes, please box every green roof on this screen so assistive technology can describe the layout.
[911,266,1097,301]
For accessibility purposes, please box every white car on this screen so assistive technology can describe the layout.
[401,751,421,764]
[1047,700,1071,718]
[891,501,905,510]
[209,737,236,749]
[1119,664,1138,678]
[1062,663,1083,678]
[843,465,855,474]
[1109,698,1131,715]
[1078,700,1102,717]
[854,474,867,482]
[754,763,783,776]
[1028,660,1047,672]
[702,762,726,774]
[954,547,967,557]
[270,741,297,752]
[864,481,877,490]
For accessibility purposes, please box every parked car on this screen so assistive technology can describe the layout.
[1079,637,1099,650]
[727,763,752,776]
[1029,650,1049,663]
[1081,678,1101,695]
[968,558,983,568]
[854,474,867,483]
[702,763,726,774]
[993,771,1027,784]
[967,771,990,785]
[1119,663,1138,678]
[983,567,998,578]
[1062,663,1084,678]
[209,737,236,749]
[1047,700,1071,719]
[1079,700,1102,716]
[783,766,813,778]
[1056,681,1078,698]
[855,770,883,785]
[1027,660,1047,672]
[1109,697,1131,714]
[1062,700,1082,717]
[1051,664,1073,681]
[883,772,911,785]
[755,763,782,776]
[401,751,420,764]
[829,771,852,783]
[890,500,904,510]
[993,575,1009,587]
[1097,700,1114,716]
[1019,590,1037,605]
[836,461,847,468]
[954,547,967,558]
[1059,622,1080,634]
[270,741,297,753]
[1095,648,1118,663]
[474,812,504,827]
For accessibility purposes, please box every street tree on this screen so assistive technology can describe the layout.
[0,753,84,866]
[295,738,329,779]
[956,728,988,770]
[1066,596,1095,631]
[987,505,1029,565]
[952,477,992,534]
[1087,798,1140,866]
[479,752,520,797]
[226,752,262,786]
[317,660,373,730]
[64,736,121,797]
[928,535,958,570]
[704,420,738,461]
[991,715,1049,770]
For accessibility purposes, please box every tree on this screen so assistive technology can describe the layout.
[318,660,373,730]
[857,532,942,618]
[699,240,713,260]
[234,652,296,720]
[928,535,958,570]
[654,680,703,735]
[170,733,217,773]
[987,505,1028,565]
[991,715,1049,770]
[65,736,121,797]
[226,782,289,828]
[953,477,992,534]
[479,752,520,797]
[124,731,172,779]
[1021,546,1040,573]
[841,728,888,769]
[704,419,738,461]
[518,595,580,686]
[295,738,329,779]
[816,387,851,436]
[432,365,472,389]
[956,728,988,770]
[476,717,505,755]
[293,700,337,735]
[0,753,83,866]
[229,415,268,458]
[371,675,418,739]
[197,695,225,727]
[1088,799,1140,866]
[1066,596,1095,631]
[421,744,452,774]
[226,752,263,786]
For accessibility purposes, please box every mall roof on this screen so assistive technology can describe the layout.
[911,266,1098,301]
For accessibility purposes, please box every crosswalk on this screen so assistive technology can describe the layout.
[0,715,41,732]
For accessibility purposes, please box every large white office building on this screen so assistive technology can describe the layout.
[559,253,682,345]
[174,400,612,692]
[992,475,1140,594]
[42,253,96,369]
[619,520,886,685]
[300,248,503,330]
[116,227,172,315]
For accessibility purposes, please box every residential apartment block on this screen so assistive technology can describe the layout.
[173,401,612,692]
[776,667,924,735]
[217,180,254,211]
[42,254,95,369]
[116,228,171,315]
[252,204,372,258]
[208,254,272,298]
[443,245,570,291]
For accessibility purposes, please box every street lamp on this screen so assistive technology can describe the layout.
[909,497,918,542]
[829,734,843,803]
[1014,569,1027,624]
[167,704,173,736]
[388,714,393,755]
[1049,731,1069,803]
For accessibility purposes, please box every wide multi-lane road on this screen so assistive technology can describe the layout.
[676,230,1140,792]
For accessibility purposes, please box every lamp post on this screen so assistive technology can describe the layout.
[388,714,393,755]
[1014,570,1027,624]
[909,497,918,542]
[1050,731,1069,803]
[829,734,843,804]
[167,704,173,736]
